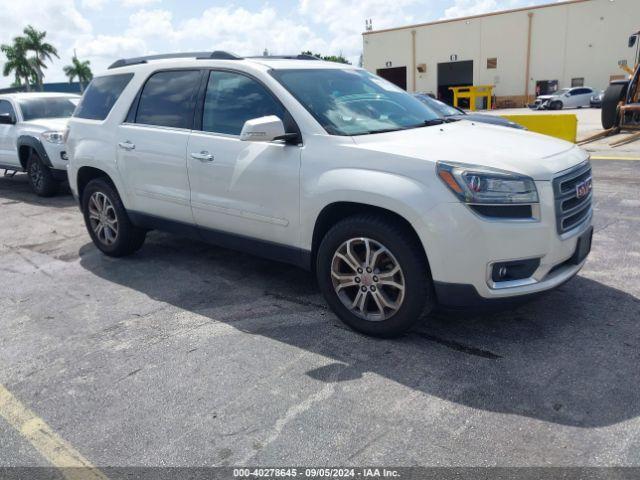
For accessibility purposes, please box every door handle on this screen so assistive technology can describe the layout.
[118,141,135,151]
[190,151,213,162]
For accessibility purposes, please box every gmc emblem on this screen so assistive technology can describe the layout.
[575,177,593,199]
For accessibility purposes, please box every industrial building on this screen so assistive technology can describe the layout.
[362,0,638,108]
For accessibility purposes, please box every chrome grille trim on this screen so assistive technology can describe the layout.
[552,162,592,235]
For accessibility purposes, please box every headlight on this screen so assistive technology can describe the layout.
[41,130,65,144]
[436,161,539,204]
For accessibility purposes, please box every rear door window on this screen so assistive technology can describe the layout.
[134,70,201,129]
[74,73,134,120]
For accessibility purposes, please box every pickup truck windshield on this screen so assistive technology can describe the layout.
[271,69,441,136]
[18,97,79,121]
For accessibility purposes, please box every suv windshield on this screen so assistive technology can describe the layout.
[414,94,461,117]
[271,69,441,136]
[18,97,78,121]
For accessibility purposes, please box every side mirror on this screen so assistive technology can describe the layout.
[0,114,15,125]
[240,116,288,142]
[564,93,570,97]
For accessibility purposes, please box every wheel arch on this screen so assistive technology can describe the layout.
[17,136,51,170]
[76,166,118,207]
[311,202,431,275]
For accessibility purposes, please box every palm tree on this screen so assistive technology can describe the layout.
[0,38,35,91]
[63,55,93,93]
[22,25,58,91]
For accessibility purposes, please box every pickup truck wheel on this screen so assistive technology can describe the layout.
[81,178,146,257]
[27,151,58,197]
[316,214,433,338]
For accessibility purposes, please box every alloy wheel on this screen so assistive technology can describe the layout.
[88,191,119,246]
[330,237,405,322]
[29,160,43,191]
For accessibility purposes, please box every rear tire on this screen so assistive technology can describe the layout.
[601,83,628,129]
[316,214,434,338]
[27,151,58,197]
[81,178,146,257]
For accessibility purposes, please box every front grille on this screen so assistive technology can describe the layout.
[552,162,593,234]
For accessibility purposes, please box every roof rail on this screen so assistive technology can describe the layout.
[247,54,321,61]
[108,51,243,69]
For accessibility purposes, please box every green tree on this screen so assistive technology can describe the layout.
[0,37,36,91]
[63,55,93,93]
[22,25,59,91]
[301,51,351,64]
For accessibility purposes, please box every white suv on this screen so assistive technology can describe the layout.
[66,52,593,337]
[0,92,80,196]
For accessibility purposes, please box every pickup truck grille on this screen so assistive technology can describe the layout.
[552,162,592,234]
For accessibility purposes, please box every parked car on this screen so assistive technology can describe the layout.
[0,92,80,196]
[66,52,593,337]
[414,93,526,129]
[590,90,605,108]
[530,87,596,110]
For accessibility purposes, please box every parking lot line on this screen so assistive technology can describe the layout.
[0,384,108,480]
[590,155,640,161]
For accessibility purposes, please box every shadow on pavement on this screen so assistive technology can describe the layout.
[78,231,640,429]
[0,172,73,208]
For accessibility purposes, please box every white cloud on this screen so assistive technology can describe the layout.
[298,0,419,63]
[0,0,424,87]
[442,0,537,19]
[0,0,92,86]
[75,34,147,59]
[120,0,161,8]
[81,0,108,10]
[127,9,174,39]
[175,6,326,55]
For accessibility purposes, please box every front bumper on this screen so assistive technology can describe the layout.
[42,142,68,171]
[416,180,592,306]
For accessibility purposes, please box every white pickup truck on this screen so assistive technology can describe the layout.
[0,92,80,196]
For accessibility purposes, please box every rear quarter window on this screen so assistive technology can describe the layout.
[74,73,134,120]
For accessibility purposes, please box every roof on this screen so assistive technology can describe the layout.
[0,92,80,100]
[104,51,357,73]
[362,0,591,35]
[94,55,358,78]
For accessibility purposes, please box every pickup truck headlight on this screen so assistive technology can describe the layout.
[436,161,539,204]
[41,131,65,144]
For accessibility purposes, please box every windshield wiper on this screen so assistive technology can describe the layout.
[364,118,458,135]
[422,118,446,126]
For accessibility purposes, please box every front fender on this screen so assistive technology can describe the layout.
[16,135,52,168]
[302,168,443,254]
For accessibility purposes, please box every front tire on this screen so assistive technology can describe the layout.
[81,178,146,257]
[27,151,58,197]
[550,100,563,110]
[316,214,433,338]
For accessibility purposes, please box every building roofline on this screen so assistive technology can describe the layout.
[362,0,592,36]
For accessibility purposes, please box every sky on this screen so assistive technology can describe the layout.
[0,0,553,88]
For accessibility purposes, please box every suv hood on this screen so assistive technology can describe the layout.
[21,117,70,131]
[350,120,587,181]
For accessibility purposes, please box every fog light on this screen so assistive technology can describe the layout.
[60,152,68,161]
[491,258,540,283]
